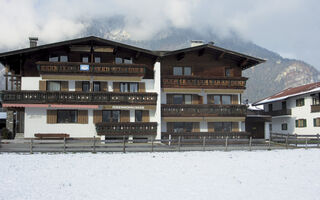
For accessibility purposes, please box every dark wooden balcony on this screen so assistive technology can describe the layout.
[162,131,250,139]
[37,61,146,76]
[1,90,157,105]
[95,122,158,136]
[161,104,247,117]
[311,104,320,113]
[265,109,291,116]
[162,76,247,89]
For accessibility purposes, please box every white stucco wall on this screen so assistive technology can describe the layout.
[21,77,41,90]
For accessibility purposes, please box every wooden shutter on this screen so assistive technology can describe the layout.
[142,110,149,122]
[167,94,173,104]
[61,81,69,91]
[232,122,239,132]
[198,96,203,104]
[47,110,57,124]
[113,82,120,92]
[78,110,88,124]
[39,80,47,91]
[101,82,108,92]
[75,81,82,92]
[139,82,146,92]
[192,95,199,104]
[208,122,215,132]
[193,122,200,132]
[231,95,238,105]
[303,119,307,127]
[120,110,130,122]
[93,110,102,123]
[295,120,298,127]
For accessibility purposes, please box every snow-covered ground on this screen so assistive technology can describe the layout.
[0,149,319,200]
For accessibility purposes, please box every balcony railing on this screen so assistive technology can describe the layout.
[1,91,157,105]
[311,104,320,113]
[162,76,247,89]
[162,131,250,139]
[161,104,247,117]
[95,122,158,136]
[37,61,146,76]
[265,109,291,116]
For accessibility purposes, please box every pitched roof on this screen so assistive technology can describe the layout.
[254,82,320,105]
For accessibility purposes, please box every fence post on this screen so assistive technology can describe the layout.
[63,137,66,153]
[178,136,181,152]
[225,136,228,151]
[317,134,319,148]
[92,136,96,153]
[30,139,33,154]
[203,136,206,151]
[151,137,154,152]
[123,136,126,153]
[249,137,252,151]
[285,134,289,149]
[305,137,308,149]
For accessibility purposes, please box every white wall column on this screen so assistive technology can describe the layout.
[265,122,270,139]
[154,61,161,139]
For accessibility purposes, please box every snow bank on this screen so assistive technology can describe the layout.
[0,150,319,200]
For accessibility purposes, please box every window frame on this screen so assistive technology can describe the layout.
[57,110,78,124]
[295,119,307,128]
[173,66,192,76]
[314,118,320,127]
[93,82,101,92]
[82,81,90,92]
[296,98,305,107]
[208,94,232,105]
[135,110,143,122]
[281,123,288,130]
[102,110,120,123]
[46,81,61,91]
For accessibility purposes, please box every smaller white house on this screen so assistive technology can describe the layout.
[253,82,320,135]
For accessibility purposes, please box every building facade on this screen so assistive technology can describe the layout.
[254,82,320,135]
[0,36,264,140]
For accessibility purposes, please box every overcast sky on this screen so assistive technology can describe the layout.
[0,0,319,69]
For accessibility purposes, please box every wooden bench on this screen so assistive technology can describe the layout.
[34,133,69,139]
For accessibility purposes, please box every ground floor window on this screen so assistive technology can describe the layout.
[314,118,320,127]
[281,123,288,130]
[295,119,307,128]
[102,110,120,122]
[57,110,77,123]
[212,122,232,132]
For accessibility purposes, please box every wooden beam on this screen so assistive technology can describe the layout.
[239,58,249,67]
[217,52,225,60]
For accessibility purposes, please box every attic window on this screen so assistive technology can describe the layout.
[225,68,232,77]
[49,55,68,62]
[173,67,191,76]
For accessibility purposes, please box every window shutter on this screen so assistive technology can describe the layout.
[231,95,238,105]
[75,81,82,92]
[113,82,120,92]
[193,123,200,132]
[303,119,307,127]
[295,120,298,127]
[93,110,102,123]
[314,118,316,127]
[139,82,146,92]
[192,94,199,104]
[142,110,149,122]
[101,82,108,92]
[208,122,215,132]
[78,110,88,124]
[39,80,47,91]
[232,122,239,132]
[47,110,57,124]
[61,81,69,91]
[120,110,130,122]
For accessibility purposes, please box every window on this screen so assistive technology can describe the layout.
[49,55,68,62]
[82,81,90,92]
[123,58,133,64]
[102,110,120,122]
[82,56,89,63]
[282,101,287,110]
[222,95,231,105]
[135,110,143,122]
[173,122,193,133]
[60,56,68,62]
[49,56,59,62]
[120,82,139,92]
[173,66,192,76]
[281,123,288,130]
[268,104,273,112]
[213,95,221,105]
[184,95,192,104]
[93,82,100,92]
[213,122,232,132]
[115,57,123,64]
[225,68,231,77]
[47,81,61,91]
[173,95,183,104]
[94,57,101,63]
[312,98,320,105]
[313,118,320,127]
[173,67,183,76]
[295,119,307,128]
[296,98,305,107]
[57,110,77,123]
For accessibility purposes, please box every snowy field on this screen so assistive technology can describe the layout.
[0,149,319,200]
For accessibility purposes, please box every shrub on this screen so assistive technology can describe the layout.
[0,128,13,139]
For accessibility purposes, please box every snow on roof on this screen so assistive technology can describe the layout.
[254,82,320,105]
[248,104,264,111]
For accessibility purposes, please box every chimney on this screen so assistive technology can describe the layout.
[190,40,204,47]
[29,37,38,47]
